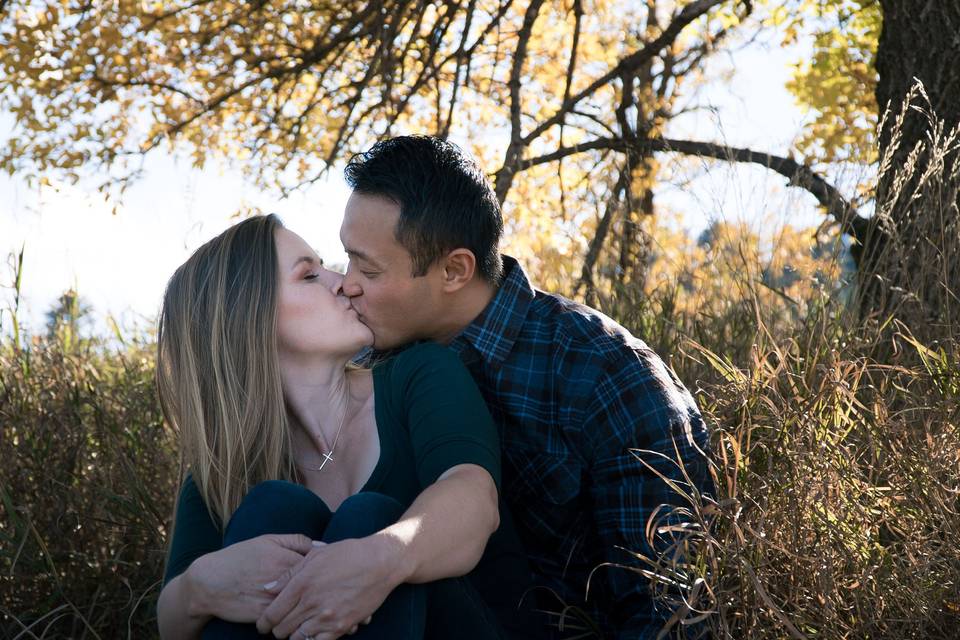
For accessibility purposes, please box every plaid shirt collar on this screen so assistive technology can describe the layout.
[452,255,534,369]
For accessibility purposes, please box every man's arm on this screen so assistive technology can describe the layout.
[256,463,499,638]
[377,462,501,582]
[586,350,712,639]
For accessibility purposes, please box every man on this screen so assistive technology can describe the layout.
[336,135,712,639]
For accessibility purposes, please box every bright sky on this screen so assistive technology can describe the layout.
[0,156,352,335]
[1,32,825,336]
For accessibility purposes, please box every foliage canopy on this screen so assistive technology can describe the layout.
[775,0,880,169]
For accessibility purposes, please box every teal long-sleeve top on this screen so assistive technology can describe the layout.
[163,342,502,585]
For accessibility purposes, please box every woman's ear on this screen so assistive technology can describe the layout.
[440,249,477,292]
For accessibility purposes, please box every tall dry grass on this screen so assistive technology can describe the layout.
[1,317,176,638]
[629,96,960,639]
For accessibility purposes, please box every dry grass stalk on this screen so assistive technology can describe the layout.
[633,91,960,640]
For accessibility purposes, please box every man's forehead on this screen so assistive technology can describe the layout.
[342,195,404,255]
[341,214,392,252]
[344,191,401,218]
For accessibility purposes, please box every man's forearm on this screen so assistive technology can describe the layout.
[370,463,500,586]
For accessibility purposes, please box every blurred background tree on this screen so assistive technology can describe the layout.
[775,0,959,326]
[780,0,880,168]
[4,0,951,320]
[1,0,872,297]
[44,289,93,344]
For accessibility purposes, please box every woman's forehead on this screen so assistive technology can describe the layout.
[275,227,319,261]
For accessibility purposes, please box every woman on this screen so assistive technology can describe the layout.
[155,215,515,639]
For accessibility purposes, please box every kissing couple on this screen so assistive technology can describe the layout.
[155,136,711,640]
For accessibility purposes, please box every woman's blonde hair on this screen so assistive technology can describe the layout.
[157,214,296,526]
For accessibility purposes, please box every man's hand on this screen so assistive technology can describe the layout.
[185,533,315,624]
[256,535,402,639]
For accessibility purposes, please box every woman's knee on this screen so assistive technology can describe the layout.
[341,491,403,512]
[323,492,405,542]
[236,480,328,519]
[224,480,331,543]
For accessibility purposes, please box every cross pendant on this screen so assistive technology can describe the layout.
[316,451,334,471]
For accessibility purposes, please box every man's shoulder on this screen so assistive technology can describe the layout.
[516,288,695,415]
[475,257,665,380]
[524,288,649,362]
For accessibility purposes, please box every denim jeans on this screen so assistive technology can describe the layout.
[200,480,510,640]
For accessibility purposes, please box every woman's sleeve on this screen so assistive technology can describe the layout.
[391,342,501,492]
[162,474,222,586]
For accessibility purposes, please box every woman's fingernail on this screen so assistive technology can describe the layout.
[263,581,277,590]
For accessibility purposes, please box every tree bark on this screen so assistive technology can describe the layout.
[875,0,960,185]
[860,0,960,327]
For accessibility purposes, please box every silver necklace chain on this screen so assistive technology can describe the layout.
[300,381,350,472]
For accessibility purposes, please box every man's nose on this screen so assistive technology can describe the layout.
[341,269,362,297]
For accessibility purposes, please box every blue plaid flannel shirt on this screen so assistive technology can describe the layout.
[447,256,712,639]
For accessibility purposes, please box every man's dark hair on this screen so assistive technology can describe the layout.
[344,135,504,284]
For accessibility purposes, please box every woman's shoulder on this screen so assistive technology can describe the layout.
[398,340,455,361]
[373,342,468,394]
[378,341,460,374]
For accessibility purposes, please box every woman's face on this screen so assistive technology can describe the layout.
[274,227,373,360]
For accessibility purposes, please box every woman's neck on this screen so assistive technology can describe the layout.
[280,355,358,451]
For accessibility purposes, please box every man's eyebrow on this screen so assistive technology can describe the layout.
[345,248,382,268]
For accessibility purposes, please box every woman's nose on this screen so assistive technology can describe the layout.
[319,267,344,293]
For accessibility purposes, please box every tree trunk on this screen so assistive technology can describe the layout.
[618,186,654,288]
[858,0,960,330]
[874,1,960,180]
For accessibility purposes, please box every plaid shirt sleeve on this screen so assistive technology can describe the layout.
[582,347,711,639]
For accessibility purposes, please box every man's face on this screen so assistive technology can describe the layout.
[339,192,444,350]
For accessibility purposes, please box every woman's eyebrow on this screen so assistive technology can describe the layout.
[291,255,320,270]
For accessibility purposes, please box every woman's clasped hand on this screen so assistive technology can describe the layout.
[256,536,391,639]
[184,534,315,625]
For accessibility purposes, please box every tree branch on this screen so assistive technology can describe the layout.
[521,0,725,146]
[439,0,478,138]
[493,0,547,201]
[516,136,869,241]
[494,0,725,202]
[576,169,630,299]
[508,0,547,143]
[557,0,584,224]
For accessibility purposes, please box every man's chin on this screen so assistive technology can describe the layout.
[370,333,404,352]
[371,338,394,351]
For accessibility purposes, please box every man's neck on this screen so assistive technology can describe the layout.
[431,277,498,345]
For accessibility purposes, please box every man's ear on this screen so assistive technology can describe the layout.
[439,249,477,293]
